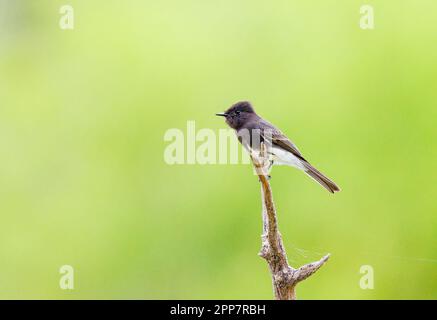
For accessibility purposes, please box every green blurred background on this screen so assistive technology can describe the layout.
[0,0,436,299]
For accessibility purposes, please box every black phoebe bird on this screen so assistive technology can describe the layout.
[216,101,340,193]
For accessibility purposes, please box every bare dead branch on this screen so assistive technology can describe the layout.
[251,144,330,300]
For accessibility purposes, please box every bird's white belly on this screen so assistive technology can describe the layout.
[270,146,305,170]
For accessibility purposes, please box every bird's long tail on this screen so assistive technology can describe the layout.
[303,162,340,194]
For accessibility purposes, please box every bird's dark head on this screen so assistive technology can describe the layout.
[216,101,256,130]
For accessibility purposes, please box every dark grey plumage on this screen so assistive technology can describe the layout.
[217,101,340,193]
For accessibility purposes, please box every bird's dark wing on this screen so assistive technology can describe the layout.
[258,119,307,162]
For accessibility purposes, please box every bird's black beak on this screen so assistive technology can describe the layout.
[216,113,228,117]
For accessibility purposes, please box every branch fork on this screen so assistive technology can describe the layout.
[251,144,330,300]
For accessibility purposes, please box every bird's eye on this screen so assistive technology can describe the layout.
[235,111,241,115]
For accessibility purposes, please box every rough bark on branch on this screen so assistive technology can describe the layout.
[251,145,330,300]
